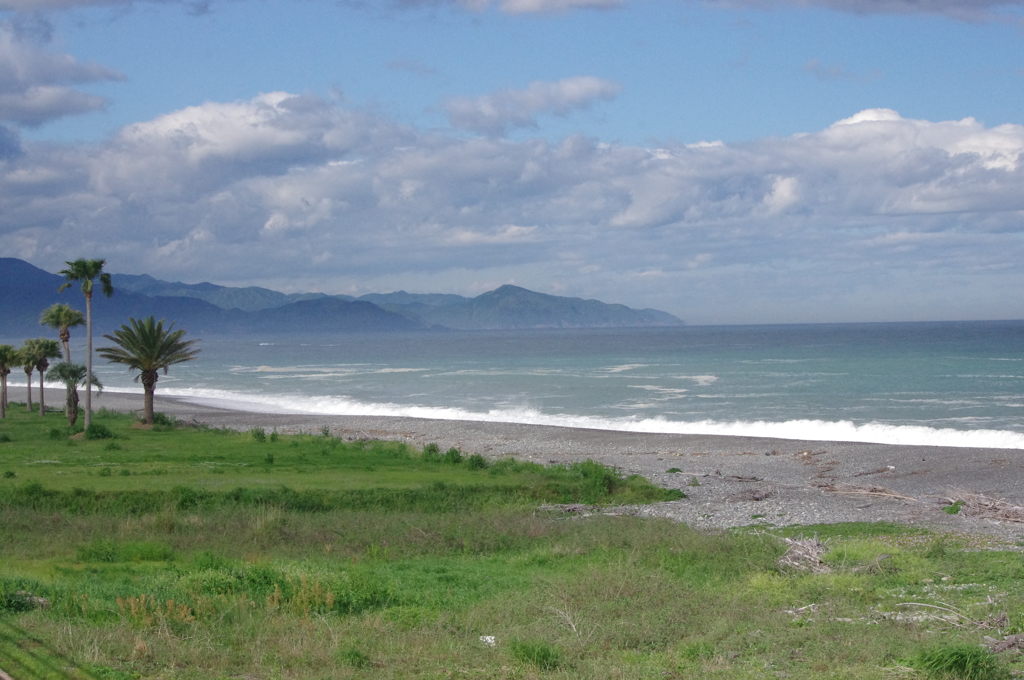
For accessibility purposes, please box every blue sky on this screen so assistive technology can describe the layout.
[2,0,1024,323]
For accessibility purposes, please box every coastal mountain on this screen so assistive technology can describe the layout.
[0,258,683,337]
[0,259,423,338]
[378,285,683,329]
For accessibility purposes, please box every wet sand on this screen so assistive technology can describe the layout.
[94,391,1024,540]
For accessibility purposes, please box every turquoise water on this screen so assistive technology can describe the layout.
[15,321,1024,448]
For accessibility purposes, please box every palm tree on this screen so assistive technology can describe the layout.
[98,316,200,424]
[40,303,86,362]
[0,345,16,419]
[46,362,102,427]
[20,339,61,416]
[59,259,113,429]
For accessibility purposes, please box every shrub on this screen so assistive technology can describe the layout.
[251,427,267,443]
[510,640,560,670]
[99,467,112,477]
[264,453,275,465]
[444,447,463,464]
[320,425,331,437]
[422,443,441,463]
[85,423,114,440]
[467,454,488,470]
[666,467,682,473]
[119,468,131,476]
[911,643,1010,680]
[270,429,279,443]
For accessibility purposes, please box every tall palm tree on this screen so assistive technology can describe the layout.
[0,344,16,419]
[46,362,102,427]
[98,316,200,424]
[32,339,61,416]
[40,303,86,362]
[59,259,113,429]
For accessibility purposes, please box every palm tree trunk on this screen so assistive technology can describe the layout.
[142,371,157,424]
[66,386,79,427]
[0,374,6,418]
[38,369,45,416]
[60,328,71,363]
[85,292,92,429]
[24,369,33,412]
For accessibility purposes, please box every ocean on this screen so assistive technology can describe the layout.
[8,321,1024,449]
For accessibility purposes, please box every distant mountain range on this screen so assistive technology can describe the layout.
[1,258,683,338]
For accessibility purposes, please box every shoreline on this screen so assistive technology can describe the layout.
[93,391,1024,541]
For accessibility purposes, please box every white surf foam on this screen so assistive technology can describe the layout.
[139,386,1024,450]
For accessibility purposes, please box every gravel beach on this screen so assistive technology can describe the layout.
[94,391,1024,541]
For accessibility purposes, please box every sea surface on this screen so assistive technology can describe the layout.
[9,321,1024,449]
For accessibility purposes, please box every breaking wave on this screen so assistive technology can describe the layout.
[133,386,1024,450]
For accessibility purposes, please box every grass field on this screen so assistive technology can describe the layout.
[2,406,1024,679]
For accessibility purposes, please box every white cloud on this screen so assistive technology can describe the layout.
[3,98,1024,322]
[443,77,622,136]
[0,21,123,126]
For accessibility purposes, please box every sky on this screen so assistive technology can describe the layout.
[1,0,1024,324]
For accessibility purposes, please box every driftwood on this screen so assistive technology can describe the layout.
[778,536,830,574]
[941,489,1024,524]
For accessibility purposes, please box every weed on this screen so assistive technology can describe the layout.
[0,433,10,443]
[104,441,123,451]
[150,412,175,427]
[99,467,112,477]
[911,643,1010,680]
[85,423,114,440]
[270,429,279,443]
[76,539,174,563]
[666,467,681,473]
[119,468,131,476]
[338,647,372,669]
[943,500,965,515]
[467,453,488,470]
[444,447,463,464]
[251,427,267,443]
[688,476,701,487]
[264,453,274,465]
[321,425,331,437]
[511,640,561,670]
[3,470,14,478]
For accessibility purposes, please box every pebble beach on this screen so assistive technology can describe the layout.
[93,390,1024,542]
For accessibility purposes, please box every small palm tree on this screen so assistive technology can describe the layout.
[98,316,200,424]
[0,344,16,419]
[46,362,102,427]
[59,259,113,429]
[40,303,86,362]
[21,338,61,416]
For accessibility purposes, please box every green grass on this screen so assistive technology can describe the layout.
[2,407,1024,679]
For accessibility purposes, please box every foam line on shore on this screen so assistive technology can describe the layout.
[120,386,1024,449]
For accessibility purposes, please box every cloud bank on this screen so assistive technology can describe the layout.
[443,77,622,136]
[1,93,1023,322]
